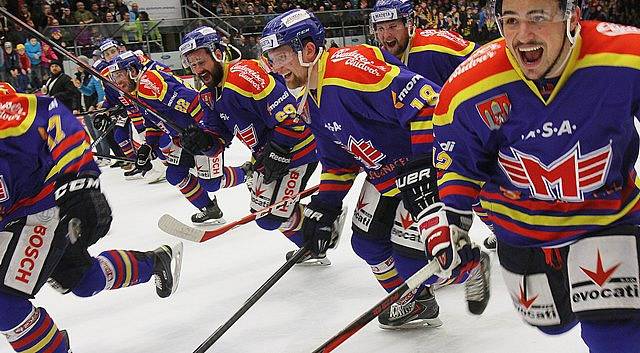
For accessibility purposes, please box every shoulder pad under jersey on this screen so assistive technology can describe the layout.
[410,29,475,56]
[578,21,640,59]
[321,45,399,90]
[137,69,169,101]
[225,59,275,99]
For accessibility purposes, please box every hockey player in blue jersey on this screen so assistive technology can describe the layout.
[108,51,249,224]
[0,82,182,352]
[261,9,491,329]
[178,27,332,263]
[432,0,640,351]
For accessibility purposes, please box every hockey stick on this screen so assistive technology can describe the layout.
[73,107,109,117]
[0,7,185,135]
[193,246,311,353]
[311,260,440,353]
[89,121,117,149]
[93,153,135,163]
[158,184,319,242]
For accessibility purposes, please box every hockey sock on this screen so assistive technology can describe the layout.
[1,306,69,353]
[393,252,442,289]
[581,318,640,353]
[221,166,246,188]
[278,204,305,247]
[118,139,136,158]
[370,256,405,293]
[71,250,153,297]
[178,174,212,209]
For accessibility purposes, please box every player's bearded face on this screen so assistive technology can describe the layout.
[111,69,136,92]
[375,19,410,57]
[266,46,307,89]
[186,48,223,89]
[501,0,571,80]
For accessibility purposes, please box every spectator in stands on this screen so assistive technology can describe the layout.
[3,42,20,79]
[25,36,43,88]
[74,1,96,24]
[114,0,130,18]
[15,44,31,87]
[7,66,30,93]
[42,60,79,112]
[90,2,105,22]
[0,47,5,82]
[73,55,105,110]
[5,24,28,48]
[119,12,138,44]
[40,42,59,81]
[18,4,32,24]
[136,11,162,44]
[129,2,140,21]
[59,6,77,25]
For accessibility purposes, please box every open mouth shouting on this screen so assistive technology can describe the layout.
[517,43,545,69]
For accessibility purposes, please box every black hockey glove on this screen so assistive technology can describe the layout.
[395,154,439,220]
[255,141,292,184]
[302,198,342,255]
[179,125,221,156]
[54,173,113,248]
[92,111,113,132]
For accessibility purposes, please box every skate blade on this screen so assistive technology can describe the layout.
[295,257,332,266]
[145,172,166,184]
[192,218,227,226]
[170,242,184,295]
[124,173,144,181]
[378,317,443,330]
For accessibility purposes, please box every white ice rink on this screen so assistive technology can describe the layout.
[1,141,589,353]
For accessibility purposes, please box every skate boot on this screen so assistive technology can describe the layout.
[287,205,348,266]
[378,287,442,329]
[465,251,491,315]
[191,197,226,225]
[483,234,497,251]
[286,249,331,266]
[149,242,184,298]
[143,159,167,184]
[124,160,152,180]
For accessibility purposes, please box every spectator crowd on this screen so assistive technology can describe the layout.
[0,0,638,89]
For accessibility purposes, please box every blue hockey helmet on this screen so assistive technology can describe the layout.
[92,58,110,72]
[260,9,325,56]
[370,0,414,26]
[108,50,144,80]
[179,26,232,67]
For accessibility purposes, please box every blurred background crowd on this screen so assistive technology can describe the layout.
[0,0,637,96]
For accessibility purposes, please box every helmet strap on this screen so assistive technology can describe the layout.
[296,46,324,121]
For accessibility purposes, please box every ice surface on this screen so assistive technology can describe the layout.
[0,142,588,353]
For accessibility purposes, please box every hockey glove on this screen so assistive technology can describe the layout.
[302,198,342,255]
[126,144,153,176]
[179,125,222,156]
[54,173,113,248]
[417,203,479,279]
[395,155,439,220]
[255,141,292,184]
[92,111,113,132]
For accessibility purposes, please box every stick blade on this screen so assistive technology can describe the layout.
[158,214,206,242]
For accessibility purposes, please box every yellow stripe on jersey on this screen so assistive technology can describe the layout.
[575,52,640,72]
[409,42,475,57]
[410,120,433,132]
[321,172,358,182]
[437,171,485,187]
[45,141,90,181]
[291,134,315,152]
[433,69,520,127]
[0,94,37,138]
[189,102,202,118]
[382,188,400,197]
[224,75,277,101]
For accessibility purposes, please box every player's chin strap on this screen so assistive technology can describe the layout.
[544,17,581,79]
[213,43,243,65]
[296,47,324,123]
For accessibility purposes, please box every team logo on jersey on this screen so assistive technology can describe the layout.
[0,96,29,126]
[200,91,214,108]
[330,48,389,77]
[234,124,258,149]
[498,142,612,202]
[515,284,538,309]
[597,22,640,36]
[138,72,165,99]
[346,136,386,170]
[0,175,9,202]
[229,63,268,91]
[399,211,414,229]
[475,93,511,130]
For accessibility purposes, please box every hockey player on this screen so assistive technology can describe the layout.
[0,82,182,352]
[369,0,497,252]
[261,9,491,329]
[108,50,248,224]
[432,0,640,351]
[178,27,331,263]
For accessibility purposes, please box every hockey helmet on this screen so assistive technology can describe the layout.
[179,26,237,67]
[370,0,414,32]
[108,50,144,83]
[260,9,325,56]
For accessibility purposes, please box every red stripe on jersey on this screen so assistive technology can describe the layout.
[62,152,95,175]
[42,331,64,353]
[110,251,125,289]
[51,130,85,160]
[374,178,396,192]
[488,214,583,242]
[274,126,303,139]
[292,141,316,161]
[417,107,435,117]
[319,183,352,192]
[411,134,434,144]
[439,184,479,200]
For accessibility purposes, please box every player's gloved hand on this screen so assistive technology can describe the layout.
[54,173,113,248]
[133,144,153,175]
[395,154,438,220]
[179,125,222,156]
[255,141,291,184]
[302,198,342,255]
[417,203,479,279]
[92,111,113,132]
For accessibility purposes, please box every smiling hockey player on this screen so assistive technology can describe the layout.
[261,9,491,329]
[432,0,640,351]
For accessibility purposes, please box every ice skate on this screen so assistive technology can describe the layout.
[143,159,167,184]
[285,249,331,266]
[191,197,226,225]
[465,251,491,315]
[378,287,442,329]
[150,242,183,298]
